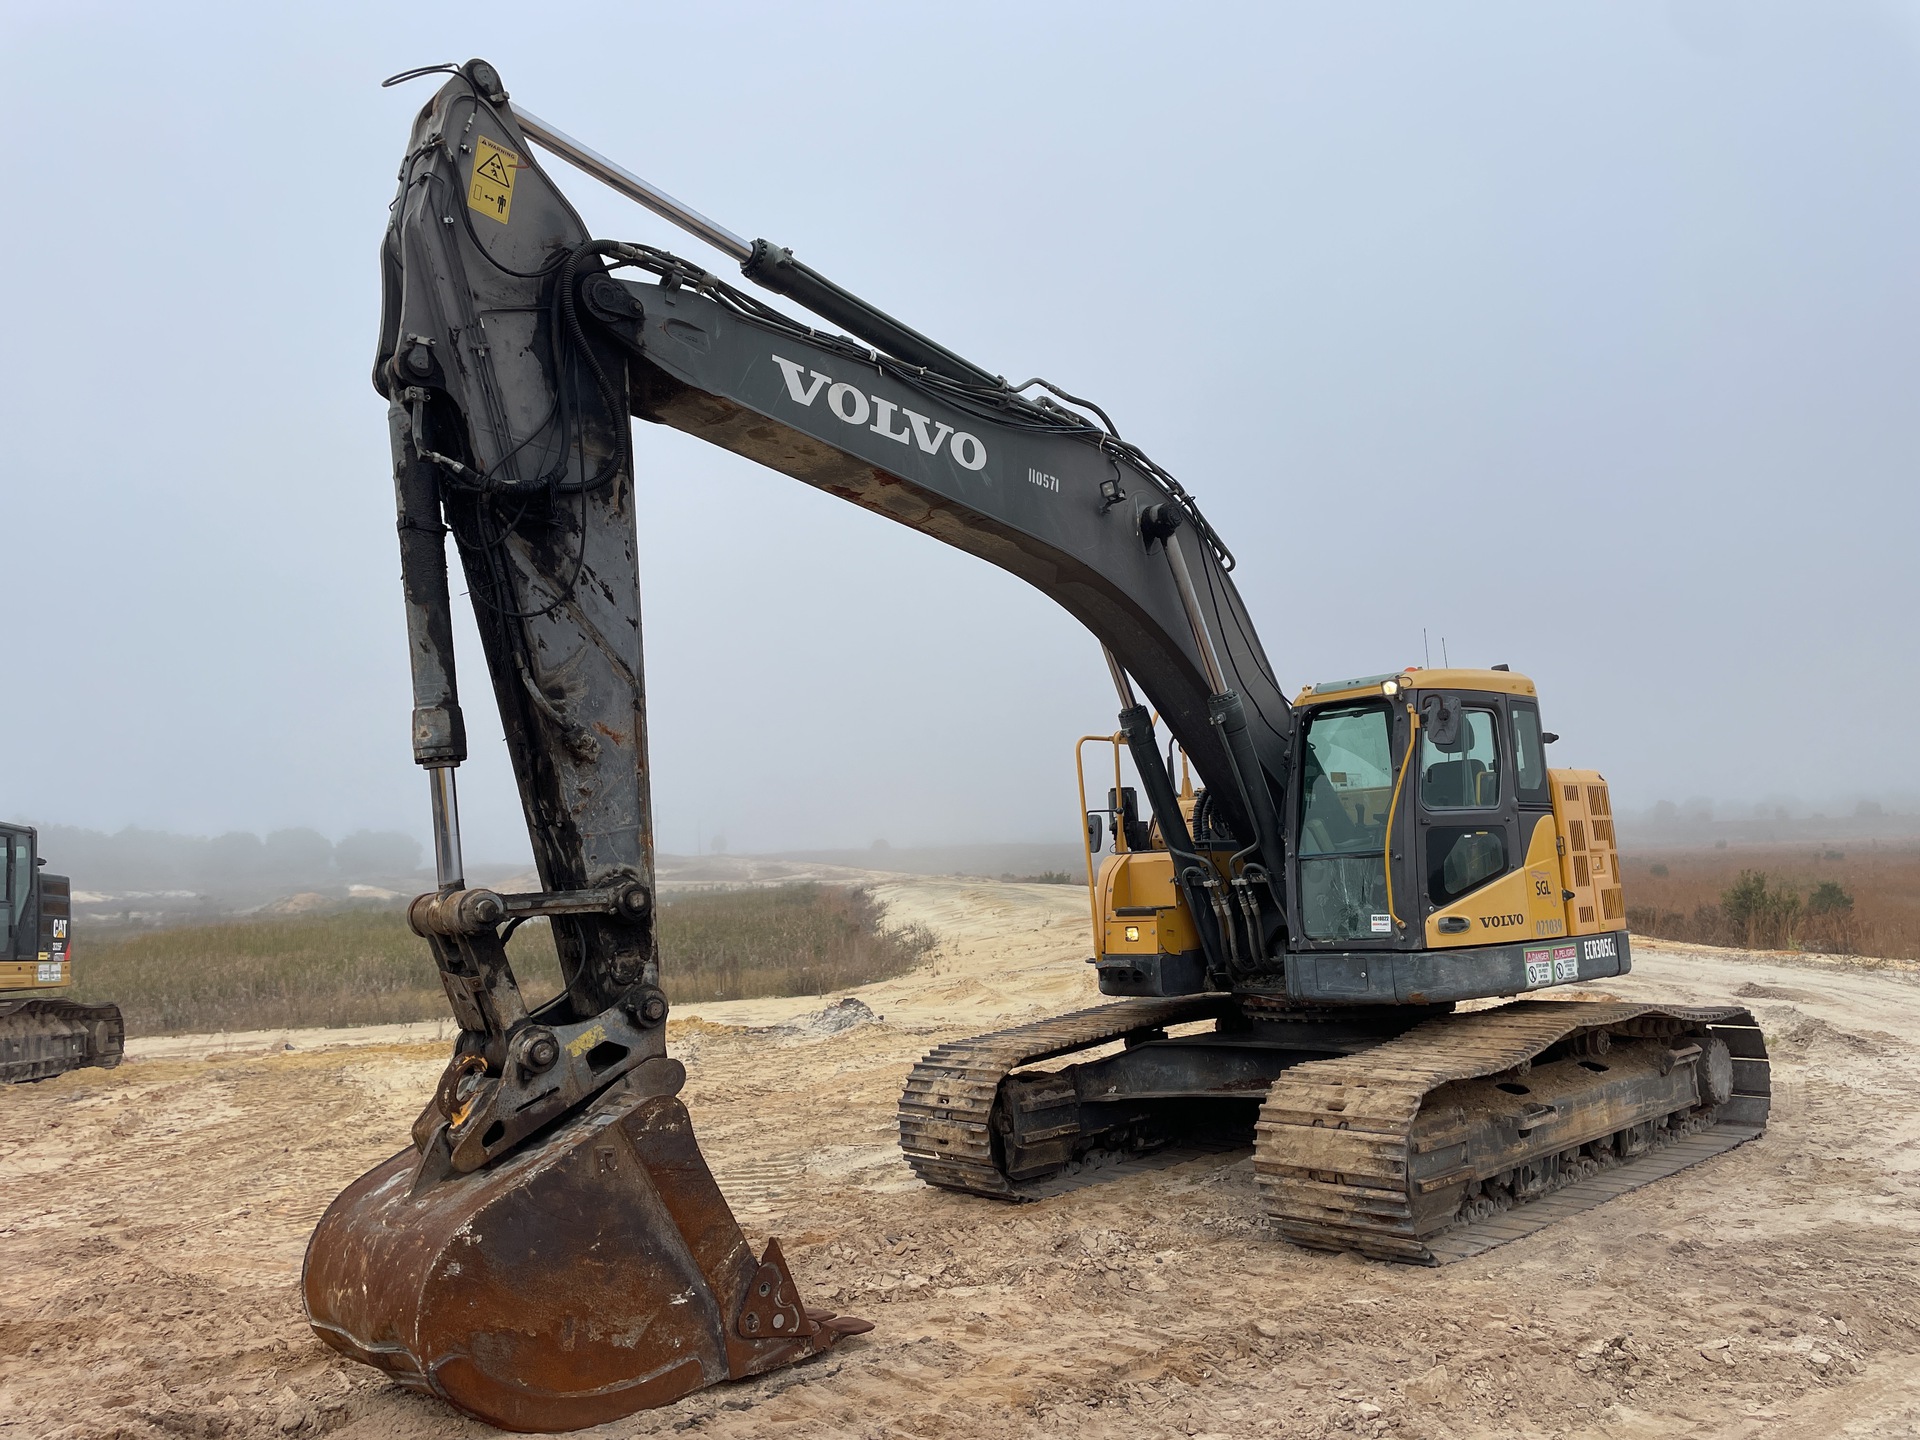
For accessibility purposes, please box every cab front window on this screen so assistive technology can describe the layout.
[1297,704,1394,941]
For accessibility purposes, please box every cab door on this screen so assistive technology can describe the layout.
[0,825,26,963]
[1414,693,1519,942]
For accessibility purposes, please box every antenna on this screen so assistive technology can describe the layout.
[1423,628,1430,668]
[1441,637,1449,667]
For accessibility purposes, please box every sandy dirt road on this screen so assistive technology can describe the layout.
[4,878,1919,1440]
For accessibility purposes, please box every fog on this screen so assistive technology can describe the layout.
[5,2,1916,868]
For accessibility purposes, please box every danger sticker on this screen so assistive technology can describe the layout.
[1523,945,1553,988]
[469,136,519,223]
[37,961,62,983]
[1553,943,1579,982]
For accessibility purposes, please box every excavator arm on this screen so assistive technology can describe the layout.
[307,58,1292,1431]
[372,59,1295,941]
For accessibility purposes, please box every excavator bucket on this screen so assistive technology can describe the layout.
[303,1073,869,1432]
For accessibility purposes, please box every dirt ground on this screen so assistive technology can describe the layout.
[5,878,1920,1440]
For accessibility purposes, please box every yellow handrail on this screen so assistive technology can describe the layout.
[1382,705,1419,931]
[1074,732,1126,955]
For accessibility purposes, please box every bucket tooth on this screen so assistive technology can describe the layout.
[303,1076,868,1432]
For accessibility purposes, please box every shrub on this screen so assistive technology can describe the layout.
[1808,881,1854,916]
[1624,850,1902,958]
[1718,871,1805,949]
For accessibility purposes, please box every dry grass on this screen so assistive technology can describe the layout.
[1620,842,1920,959]
[69,884,934,1037]
[615,884,935,1004]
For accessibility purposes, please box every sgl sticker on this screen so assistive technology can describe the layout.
[1523,947,1554,987]
[468,136,519,223]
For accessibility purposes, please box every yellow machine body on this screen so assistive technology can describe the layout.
[1094,849,1205,965]
[1079,669,1630,986]
[1551,769,1624,933]
[1422,813,1568,948]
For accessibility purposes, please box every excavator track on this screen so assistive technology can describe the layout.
[0,999,125,1084]
[1253,1000,1769,1264]
[898,995,1233,1197]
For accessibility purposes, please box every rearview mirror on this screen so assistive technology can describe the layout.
[1421,694,1463,752]
[1085,812,1104,854]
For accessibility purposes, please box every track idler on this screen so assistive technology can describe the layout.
[303,1051,869,1431]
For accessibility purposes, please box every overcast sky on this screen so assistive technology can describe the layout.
[5,1,1917,862]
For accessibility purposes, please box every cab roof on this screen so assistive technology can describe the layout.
[1295,667,1538,707]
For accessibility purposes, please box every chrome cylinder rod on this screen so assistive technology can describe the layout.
[428,764,465,892]
[512,106,752,263]
[1101,645,1139,710]
[1164,534,1229,696]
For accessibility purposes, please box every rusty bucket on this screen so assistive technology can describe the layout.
[303,1062,869,1431]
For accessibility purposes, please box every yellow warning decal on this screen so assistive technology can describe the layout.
[565,1023,607,1059]
[468,136,518,224]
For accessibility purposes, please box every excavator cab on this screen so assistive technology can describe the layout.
[1285,667,1629,993]
[1086,667,1631,1005]
[1290,667,1564,950]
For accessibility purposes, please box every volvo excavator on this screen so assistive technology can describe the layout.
[304,59,1770,1432]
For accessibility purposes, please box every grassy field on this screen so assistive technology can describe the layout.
[1620,842,1920,958]
[70,884,935,1036]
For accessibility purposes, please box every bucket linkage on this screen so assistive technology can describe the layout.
[302,885,870,1433]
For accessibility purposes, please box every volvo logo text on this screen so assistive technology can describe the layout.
[771,355,987,471]
[1479,913,1526,929]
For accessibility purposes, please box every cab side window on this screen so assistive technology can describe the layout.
[1421,707,1501,808]
[1510,703,1550,806]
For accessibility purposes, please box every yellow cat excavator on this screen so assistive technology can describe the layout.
[304,60,1767,1431]
[0,823,123,1083]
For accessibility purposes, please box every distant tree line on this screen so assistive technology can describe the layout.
[33,824,424,894]
[1635,795,1914,828]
